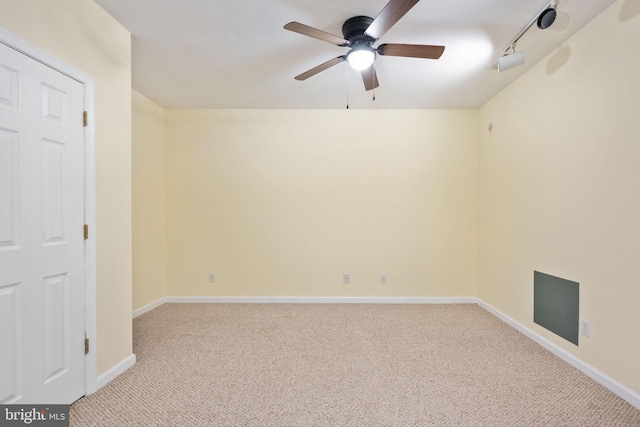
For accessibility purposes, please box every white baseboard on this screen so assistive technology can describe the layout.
[133,297,167,318]
[165,296,477,304]
[476,298,640,410]
[131,296,475,319]
[128,294,640,409]
[96,354,136,391]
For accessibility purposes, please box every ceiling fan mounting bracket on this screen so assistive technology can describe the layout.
[342,16,376,44]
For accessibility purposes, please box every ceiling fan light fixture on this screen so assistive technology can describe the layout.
[285,0,446,88]
[347,48,376,70]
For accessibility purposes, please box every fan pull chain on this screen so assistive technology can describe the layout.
[346,65,350,109]
[370,70,376,101]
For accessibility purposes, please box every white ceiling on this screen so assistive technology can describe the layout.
[93,0,615,109]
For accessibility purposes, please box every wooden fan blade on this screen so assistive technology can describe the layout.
[378,43,445,59]
[365,0,421,40]
[294,56,346,81]
[361,66,380,91]
[284,22,349,46]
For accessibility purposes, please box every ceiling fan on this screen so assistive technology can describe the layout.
[284,0,445,92]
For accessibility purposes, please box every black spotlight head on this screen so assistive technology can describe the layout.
[537,8,557,29]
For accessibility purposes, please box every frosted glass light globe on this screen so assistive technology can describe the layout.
[347,49,375,70]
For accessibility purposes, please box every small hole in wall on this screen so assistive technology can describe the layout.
[488,123,493,132]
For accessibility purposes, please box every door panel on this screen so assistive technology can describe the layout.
[0,62,19,109]
[42,139,68,244]
[43,273,69,383]
[42,82,68,123]
[0,128,19,248]
[0,282,22,402]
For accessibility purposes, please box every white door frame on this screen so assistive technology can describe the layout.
[0,27,98,395]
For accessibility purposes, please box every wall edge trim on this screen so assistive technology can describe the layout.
[477,298,640,410]
[95,354,136,392]
[164,296,477,304]
[133,297,168,318]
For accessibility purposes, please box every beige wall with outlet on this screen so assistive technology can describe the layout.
[132,91,167,310]
[5,0,637,403]
[0,0,133,375]
[478,0,640,394]
[128,0,640,402]
[165,109,479,297]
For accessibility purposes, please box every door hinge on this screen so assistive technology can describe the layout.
[84,224,89,240]
[85,337,89,355]
[83,111,88,127]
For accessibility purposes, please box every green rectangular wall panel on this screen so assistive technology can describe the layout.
[533,271,579,346]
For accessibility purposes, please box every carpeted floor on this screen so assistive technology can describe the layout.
[70,303,640,426]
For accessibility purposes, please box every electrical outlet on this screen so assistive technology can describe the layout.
[580,319,591,337]
[380,274,387,284]
[342,274,350,284]
[208,274,215,283]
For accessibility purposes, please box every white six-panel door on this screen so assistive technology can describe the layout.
[0,41,86,404]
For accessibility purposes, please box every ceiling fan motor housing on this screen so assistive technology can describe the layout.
[342,16,376,44]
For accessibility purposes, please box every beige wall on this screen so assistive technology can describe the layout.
[132,91,167,310]
[478,0,640,394]
[5,0,637,402]
[0,0,133,374]
[166,109,479,297]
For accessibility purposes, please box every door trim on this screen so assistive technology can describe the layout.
[0,27,98,395]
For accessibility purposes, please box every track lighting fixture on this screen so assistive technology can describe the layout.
[497,1,570,73]
[497,46,525,72]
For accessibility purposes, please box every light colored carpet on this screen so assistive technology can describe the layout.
[70,303,640,426]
